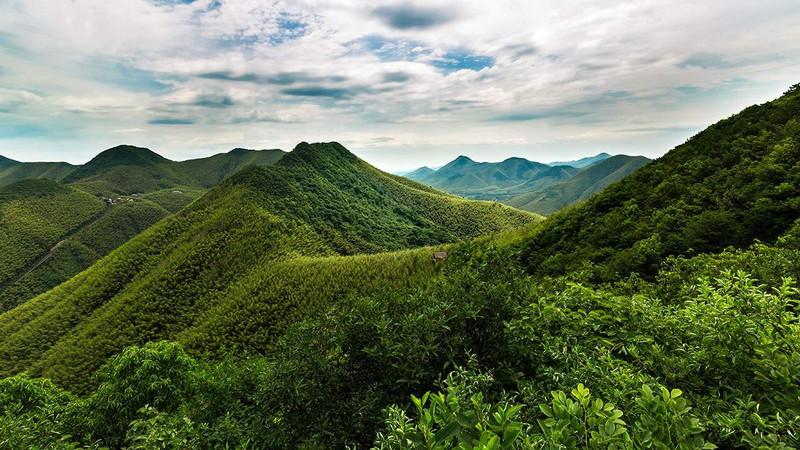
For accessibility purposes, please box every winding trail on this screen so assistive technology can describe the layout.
[1,204,111,290]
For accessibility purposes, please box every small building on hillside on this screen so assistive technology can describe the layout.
[432,251,448,263]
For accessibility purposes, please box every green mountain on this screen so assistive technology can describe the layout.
[548,152,611,168]
[0,146,285,309]
[521,85,800,280]
[0,141,538,390]
[412,155,578,200]
[176,147,285,188]
[0,159,77,188]
[506,155,651,214]
[63,145,196,195]
[64,144,286,195]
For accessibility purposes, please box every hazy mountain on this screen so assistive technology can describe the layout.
[404,166,436,180]
[411,155,577,200]
[506,155,651,214]
[548,152,611,168]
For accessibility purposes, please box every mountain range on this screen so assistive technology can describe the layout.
[1,84,799,448]
[406,152,650,213]
[0,146,286,310]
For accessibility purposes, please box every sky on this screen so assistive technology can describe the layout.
[0,0,799,171]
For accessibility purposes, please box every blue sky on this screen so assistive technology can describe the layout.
[0,0,798,171]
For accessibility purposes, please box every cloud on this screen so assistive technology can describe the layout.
[197,71,347,85]
[678,53,739,69]
[281,86,363,99]
[383,71,411,83]
[0,0,799,169]
[191,94,234,108]
[492,110,590,122]
[148,118,195,125]
[372,4,456,29]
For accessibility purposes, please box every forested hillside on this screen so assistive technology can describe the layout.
[0,142,537,391]
[1,87,799,449]
[0,179,106,299]
[521,84,800,280]
[0,159,76,188]
[0,146,284,308]
[507,155,651,214]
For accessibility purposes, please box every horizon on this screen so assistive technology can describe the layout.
[0,141,627,171]
[1,1,798,171]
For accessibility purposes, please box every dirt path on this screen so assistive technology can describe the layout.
[1,205,110,289]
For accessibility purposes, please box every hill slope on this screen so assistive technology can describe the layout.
[0,160,76,187]
[506,155,651,214]
[0,179,106,295]
[521,84,800,279]
[0,142,538,390]
[0,146,285,308]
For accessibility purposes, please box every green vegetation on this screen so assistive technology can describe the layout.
[0,159,76,188]
[1,86,799,449]
[506,155,651,215]
[0,146,274,308]
[64,145,285,195]
[0,179,105,296]
[521,84,800,280]
[0,199,169,311]
[0,142,538,391]
[2,234,799,448]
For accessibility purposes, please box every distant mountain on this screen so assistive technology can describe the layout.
[0,159,76,188]
[404,166,436,180]
[506,155,651,214]
[0,141,539,390]
[0,155,18,167]
[0,145,286,308]
[2,145,285,195]
[548,152,611,168]
[413,155,576,200]
[177,147,285,188]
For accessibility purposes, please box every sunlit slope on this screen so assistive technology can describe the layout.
[0,142,538,390]
[0,199,169,310]
[0,179,105,293]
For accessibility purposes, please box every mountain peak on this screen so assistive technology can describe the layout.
[94,145,169,164]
